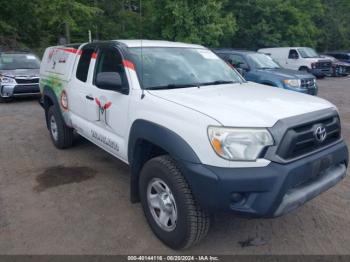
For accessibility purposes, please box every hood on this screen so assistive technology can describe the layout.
[0,68,40,78]
[148,82,335,127]
[256,68,314,79]
[331,61,350,67]
[304,58,332,64]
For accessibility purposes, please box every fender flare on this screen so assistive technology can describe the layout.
[127,119,201,202]
[42,86,60,109]
[128,119,201,164]
[42,87,63,129]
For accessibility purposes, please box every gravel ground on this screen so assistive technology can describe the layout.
[0,76,349,255]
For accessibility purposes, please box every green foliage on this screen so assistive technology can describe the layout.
[0,0,349,52]
[150,0,237,46]
[226,0,324,49]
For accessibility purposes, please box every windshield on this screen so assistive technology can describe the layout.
[298,48,320,58]
[128,47,242,89]
[0,53,40,70]
[247,53,280,69]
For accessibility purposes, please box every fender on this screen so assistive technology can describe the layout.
[128,119,201,202]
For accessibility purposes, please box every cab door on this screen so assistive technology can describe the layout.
[68,44,97,134]
[85,45,131,161]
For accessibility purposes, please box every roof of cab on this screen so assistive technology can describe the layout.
[212,48,255,54]
[114,39,204,49]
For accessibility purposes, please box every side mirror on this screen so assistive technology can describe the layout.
[289,54,299,59]
[95,72,128,94]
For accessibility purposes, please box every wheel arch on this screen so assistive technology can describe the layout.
[42,87,62,129]
[299,66,310,71]
[128,119,201,203]
[261,81,278,87]
[42,86,65,127]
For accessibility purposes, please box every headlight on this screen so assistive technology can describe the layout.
[208,126,274,161]
[0,76,16,84]
[283,79,301,88]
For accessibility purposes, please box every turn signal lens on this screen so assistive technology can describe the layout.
[211,137,223,155]
[60,91,68,110]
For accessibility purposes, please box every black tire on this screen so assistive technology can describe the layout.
[139,155,210,249]
[47,106,74,149]
[0,96,13,103]
[299,66,310,73]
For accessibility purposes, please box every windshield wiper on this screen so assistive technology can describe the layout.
[199,80,236,86]
[147,83,198,90]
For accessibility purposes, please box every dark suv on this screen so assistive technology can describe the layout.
[213,49,318,95]
[0,51,41,102]
[325,52,350,64]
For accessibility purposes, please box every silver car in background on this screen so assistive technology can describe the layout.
[0,51,40,102]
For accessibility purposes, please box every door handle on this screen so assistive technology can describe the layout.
[85,95,94,101]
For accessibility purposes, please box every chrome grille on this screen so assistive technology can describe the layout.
[301,78,316,89]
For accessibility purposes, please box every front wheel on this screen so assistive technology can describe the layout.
[0,96,13,103]
[47,106,74,149]
[299,66,310,73]
[139,155,210,249]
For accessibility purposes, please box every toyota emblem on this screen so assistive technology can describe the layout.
[314,125,327,143]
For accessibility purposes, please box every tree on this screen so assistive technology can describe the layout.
[316,0,350,51]
[226,0,323,50]
[149,0,237,47]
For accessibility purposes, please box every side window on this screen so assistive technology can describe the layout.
[216,53,226,60]
[94,47,128,89]
[228,54,247,68]
[76,48,94,82]
[288,49,299,59]
[343,54,350,60]
[331,54,339,59]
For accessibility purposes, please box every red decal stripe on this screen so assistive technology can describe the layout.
[122,60,135,70]
[91,52,97,59]
[95,97,101,107]
[57,47,82,55]
[57,47,79,54]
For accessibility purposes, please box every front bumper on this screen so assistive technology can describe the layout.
[285,86,318,96]
[179,141,348,217]
[0,84,40,98]
[311,68,332,77]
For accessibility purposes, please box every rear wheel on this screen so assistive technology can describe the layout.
[139,155,210,249]
[47,106,73,149]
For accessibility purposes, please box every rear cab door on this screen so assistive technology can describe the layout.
[68,43,97,132]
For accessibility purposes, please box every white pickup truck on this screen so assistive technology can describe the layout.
[39,40,348,249]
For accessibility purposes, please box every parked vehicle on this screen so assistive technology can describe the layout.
[321,55,349,77]
[0,51,41,102]
[213,49,317,95]
[258,47,332,78]
[325,51,350,64]
[40,40,348,249]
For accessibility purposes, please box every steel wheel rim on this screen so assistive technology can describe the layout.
[50,115,58,141]
[147,178,177,232]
